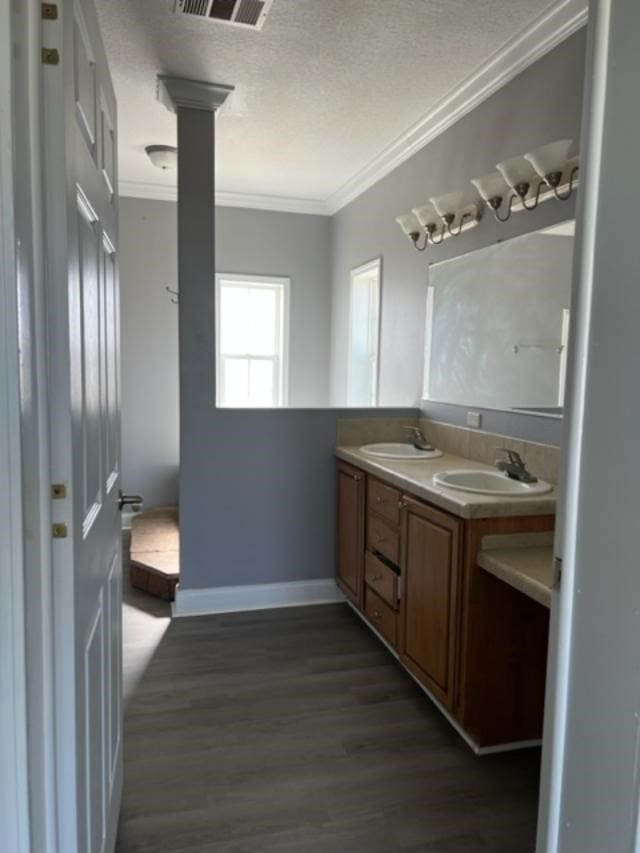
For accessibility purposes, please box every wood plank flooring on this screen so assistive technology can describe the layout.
[117,576,541,852]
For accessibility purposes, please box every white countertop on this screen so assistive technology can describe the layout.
[336,446,557,520]
[477,532,555,608]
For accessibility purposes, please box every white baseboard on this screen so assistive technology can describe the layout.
[173,578,345,617]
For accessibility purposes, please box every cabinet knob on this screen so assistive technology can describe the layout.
[352,474,362,482]
[371,574,383,582]
[375,535,385,544]
[373,610,382,619]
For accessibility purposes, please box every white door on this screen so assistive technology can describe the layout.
[42,2,122,851]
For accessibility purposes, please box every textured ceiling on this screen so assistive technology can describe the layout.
[97,0,555,204]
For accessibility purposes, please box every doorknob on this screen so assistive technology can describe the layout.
[118,490,143,512]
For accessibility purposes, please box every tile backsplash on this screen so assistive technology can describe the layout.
[419,418,560,485]
[336,416,419,447]
[335,415,560,485]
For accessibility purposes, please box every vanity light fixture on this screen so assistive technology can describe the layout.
[495,155,545,213]
[525,140,579,201]
[411,202,446,245]
[145,144,178,170]
[430,191,483,237]
[471,171,513,222]
[396,212,428,251]
[396,138,580,251]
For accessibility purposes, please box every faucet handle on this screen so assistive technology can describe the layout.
[496,447,524,467]
[404,425,422,439]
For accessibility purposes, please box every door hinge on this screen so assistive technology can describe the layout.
[552,556,563,590]
[42,3,58,20]
[51,523,68,539]
[51,483,67,499]
[42,47,59,65]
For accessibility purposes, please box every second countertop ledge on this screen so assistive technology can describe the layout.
[336,445,557,520]
[478,532,555,608]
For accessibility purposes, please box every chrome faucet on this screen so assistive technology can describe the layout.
[404,426,435,452]
[495,448,538,483]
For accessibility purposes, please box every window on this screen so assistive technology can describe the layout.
[347,258,381,406]
[215,274,290,407]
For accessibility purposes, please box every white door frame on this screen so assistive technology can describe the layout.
[0,1,32,850]
[537,0,640,849]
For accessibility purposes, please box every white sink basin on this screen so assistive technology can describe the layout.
[360,442,443,461]
[433,469,552,497]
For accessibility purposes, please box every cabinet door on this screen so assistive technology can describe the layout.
[336,463,365,607]
[400,498,461,709]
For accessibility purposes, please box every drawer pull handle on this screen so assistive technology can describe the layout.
[375,535,385,543]
[373,610,382,619]
[352,474,362,482]
[371,574,383,582]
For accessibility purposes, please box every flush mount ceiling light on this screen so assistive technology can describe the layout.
[397,138,580,252]
[145,145,178,171]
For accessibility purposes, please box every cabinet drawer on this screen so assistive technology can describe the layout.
[367,513,400,565]
[367,479,401,527]
[365,552,398,609]
[365,587,398,647]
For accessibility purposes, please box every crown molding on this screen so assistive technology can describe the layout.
[324,0,588,215]
[119,180,177,202]
[118,180,330,215]
[124,0,587,217]
[214,190,329,215]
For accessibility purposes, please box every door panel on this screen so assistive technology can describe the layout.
[106,549,121,790]
[99,96,116,200]
[77,192,103,531]
[73,16,97,153]
[400,499,461,709]
[336,463,365,607]
[84,598,106,853]
[101,235,119,492]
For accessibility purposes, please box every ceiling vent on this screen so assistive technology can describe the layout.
[174,0,274,30]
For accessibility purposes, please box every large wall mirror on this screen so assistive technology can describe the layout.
[423,221,574,416]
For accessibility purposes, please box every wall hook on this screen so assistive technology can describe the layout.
[165,285,179,305]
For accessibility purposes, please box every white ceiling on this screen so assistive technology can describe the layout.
[96,0,585,212]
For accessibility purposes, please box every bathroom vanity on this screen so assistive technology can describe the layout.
[335,446,556,752]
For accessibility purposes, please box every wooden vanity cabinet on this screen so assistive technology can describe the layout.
[335,462,365,607]
[454,515,553,746]
[335,460,555,749]
[399,497,462,711]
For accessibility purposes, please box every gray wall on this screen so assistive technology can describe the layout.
[119,199,332,507]
[215,207,332,408]
[120,197,179,506]
[330,28,585,432]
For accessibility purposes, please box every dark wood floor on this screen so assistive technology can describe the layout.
[117,582,541,852]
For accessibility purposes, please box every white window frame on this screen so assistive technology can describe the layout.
[347,257,382,407]
[422,285,435,400]
[215,273,290,408]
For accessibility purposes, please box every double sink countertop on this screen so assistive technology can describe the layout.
[336,445,556,609]
[336,445,557,520]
